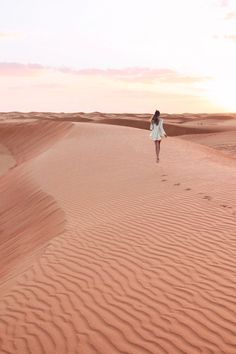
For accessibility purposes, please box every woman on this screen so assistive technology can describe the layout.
[150,110,167,162]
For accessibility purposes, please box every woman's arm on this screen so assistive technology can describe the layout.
[150,114,154,130]
[160,120,167,137]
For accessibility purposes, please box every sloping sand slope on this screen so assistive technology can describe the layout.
[0,121,72,289]
[1,121,236,354]
[0,144,15,177]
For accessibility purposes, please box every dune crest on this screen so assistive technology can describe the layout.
[0,120,72,290]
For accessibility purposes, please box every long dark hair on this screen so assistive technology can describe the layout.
[151,110,160,125]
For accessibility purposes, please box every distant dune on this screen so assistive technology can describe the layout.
[1,111,236,155]
[0,113,236,353]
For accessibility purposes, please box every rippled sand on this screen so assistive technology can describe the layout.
[0,113,236,354]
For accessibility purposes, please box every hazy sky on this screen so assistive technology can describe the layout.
[1,0,236,113]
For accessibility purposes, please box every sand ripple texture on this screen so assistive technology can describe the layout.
[1,122,236,354]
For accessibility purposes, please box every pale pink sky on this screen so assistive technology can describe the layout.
[1,0,236,113]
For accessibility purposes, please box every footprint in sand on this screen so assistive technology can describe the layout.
[185,188,191,191]
[174,183,181,186]
[203,195,212,201]
[161,174,167,177]
[161,179,167,182]
[220,204,232,209]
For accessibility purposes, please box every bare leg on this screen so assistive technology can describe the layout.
[154,140,161,162]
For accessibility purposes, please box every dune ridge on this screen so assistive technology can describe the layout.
[0,120,72,165]
[0,121,236,353]
[0,121,72,292]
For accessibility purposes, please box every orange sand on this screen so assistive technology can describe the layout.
[0,143,15,177]
[0,113,236,353]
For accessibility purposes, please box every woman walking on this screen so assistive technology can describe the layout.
[150,110,167,162]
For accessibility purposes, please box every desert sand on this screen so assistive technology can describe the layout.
[0,112,236,354]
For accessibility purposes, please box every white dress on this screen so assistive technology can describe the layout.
[150,119,166,141]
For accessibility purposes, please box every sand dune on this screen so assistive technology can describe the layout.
[0,120,72,164]
[2,110,236,135]
[0,121,72,290]
[0,118,236,353]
